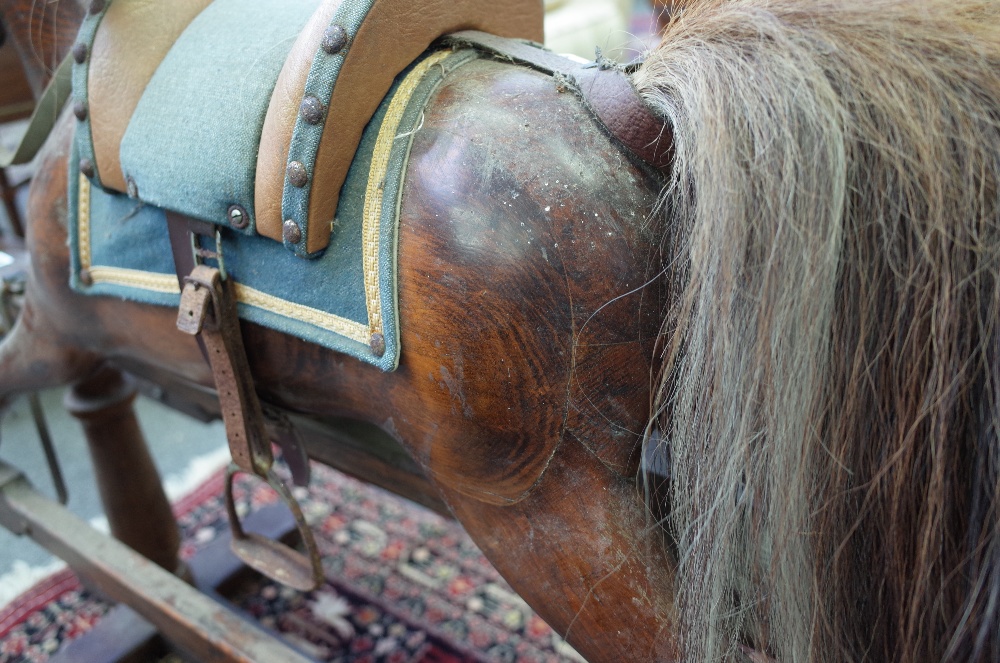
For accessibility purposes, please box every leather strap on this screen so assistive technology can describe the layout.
[166,212,196,291]
[170,229,323,591]
[171,218,323,591]
[444,31,673,170]
[574,67,672,170]
[165,212,311,485]
[166,212,211,363]
[0,54,72,168]
[176,263,272,477]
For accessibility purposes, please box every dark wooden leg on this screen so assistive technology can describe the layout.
[63,366,182,573]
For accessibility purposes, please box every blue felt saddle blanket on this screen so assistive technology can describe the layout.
[68,49,475,371]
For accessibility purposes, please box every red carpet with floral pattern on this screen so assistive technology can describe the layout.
[0,463,582,663]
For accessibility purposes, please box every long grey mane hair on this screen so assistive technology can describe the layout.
[633,1,1000,661]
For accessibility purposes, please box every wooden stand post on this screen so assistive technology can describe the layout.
[63,366,181,574]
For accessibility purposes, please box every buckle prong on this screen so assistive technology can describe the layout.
[189,228,227,280]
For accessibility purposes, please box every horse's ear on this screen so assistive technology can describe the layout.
[0,0,87,96]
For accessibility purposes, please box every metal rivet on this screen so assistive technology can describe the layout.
[283,220,302,245]
[321,25,348,55]
[79,269,93,286]
[228,204,249,229]
[126,176,138,199]
[89,0,106,14]
[73,101,88,121]
[79,158,95,178]
[287,161,308,188]
[369,332,385,357]
[72,43,88,64]
[300,95,324,125]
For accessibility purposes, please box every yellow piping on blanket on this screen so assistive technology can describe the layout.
[362,49,452,339]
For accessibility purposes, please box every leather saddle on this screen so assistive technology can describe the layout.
[72,0,543,258]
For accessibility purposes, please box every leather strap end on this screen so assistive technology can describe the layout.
[573,66,673,170]
[177,281,212,335]
[443,31,673,171]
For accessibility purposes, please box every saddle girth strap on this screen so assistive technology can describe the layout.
[444,31,673,170]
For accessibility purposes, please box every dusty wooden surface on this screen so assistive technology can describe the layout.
[63,366,183,573]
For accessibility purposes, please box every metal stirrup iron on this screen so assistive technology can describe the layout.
[175,236,322,591]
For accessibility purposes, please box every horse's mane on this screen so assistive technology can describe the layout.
[634,1,1000,660]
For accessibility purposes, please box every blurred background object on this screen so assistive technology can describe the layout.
[0,14,34,239]
[546,0,660,61]
[545,0,631,59]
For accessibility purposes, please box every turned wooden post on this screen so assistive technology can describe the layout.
[63,366,182,574]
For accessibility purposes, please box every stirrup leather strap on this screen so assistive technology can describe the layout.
[173,242,322,591]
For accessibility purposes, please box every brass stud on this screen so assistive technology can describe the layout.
[287,161,308,188]
[369,332,386,357]
[283,220,302,245]
[73,101,88,121]
[72,43,89,64]
[321,25,348,55]
[300,95,324,125]
[79,269,93,286]
[126,176,138,199]
[228,204,249,229]
[79,158,95,178]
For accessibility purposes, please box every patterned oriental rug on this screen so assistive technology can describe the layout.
[0,463,583,663]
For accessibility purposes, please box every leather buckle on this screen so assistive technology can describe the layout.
[190,227,227,280]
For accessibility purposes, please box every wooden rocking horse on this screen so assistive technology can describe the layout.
[2,0,1000,661]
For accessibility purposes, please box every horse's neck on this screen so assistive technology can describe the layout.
[0,0,85,96]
